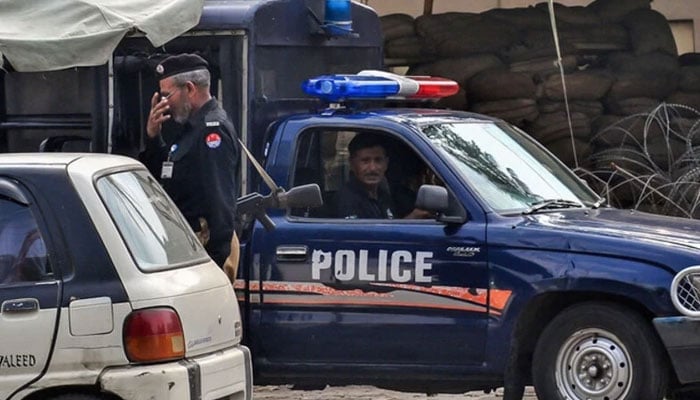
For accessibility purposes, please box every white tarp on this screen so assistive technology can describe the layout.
[0,0,204,72]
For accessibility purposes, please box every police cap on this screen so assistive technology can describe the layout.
[155,53,209,80]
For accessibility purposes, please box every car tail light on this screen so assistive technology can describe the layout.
[124,308,185,363]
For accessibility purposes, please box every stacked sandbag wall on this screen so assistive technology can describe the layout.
[381,0,700,175]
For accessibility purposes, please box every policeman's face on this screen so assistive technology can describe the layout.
[160,78,192,124]
[350,146,388,189]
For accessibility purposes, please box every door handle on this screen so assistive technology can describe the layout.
[2,298,39,313]
[276,245,308,262]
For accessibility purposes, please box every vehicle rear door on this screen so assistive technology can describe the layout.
[0,178,60,399]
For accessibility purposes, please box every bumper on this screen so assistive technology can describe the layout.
[654,316,700,384]
[100,344,253,400]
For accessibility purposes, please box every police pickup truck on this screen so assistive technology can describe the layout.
[233,72,700,400]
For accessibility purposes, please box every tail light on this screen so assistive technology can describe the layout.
[124,307,185,363]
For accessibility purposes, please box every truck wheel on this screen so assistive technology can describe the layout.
[668,389,700,399]
[51,394,103,400]
[532,302,668,400]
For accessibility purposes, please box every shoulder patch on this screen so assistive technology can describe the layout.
[205,121,221,127]
[206,133,222,149]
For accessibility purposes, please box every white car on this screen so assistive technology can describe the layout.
[0,153,252,400]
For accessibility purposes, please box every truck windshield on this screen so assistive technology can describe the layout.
[421,121,600,214]
[96,170,209,271]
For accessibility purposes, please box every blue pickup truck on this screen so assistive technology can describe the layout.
[2,1,700,399]
[232,73,700,400]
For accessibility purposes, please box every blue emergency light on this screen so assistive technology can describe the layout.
[324,0,353,36]
[302,70,460,102]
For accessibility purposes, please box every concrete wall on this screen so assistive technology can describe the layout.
[362,0,698,53]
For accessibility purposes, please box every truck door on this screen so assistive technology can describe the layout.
[0,180,59,398]
[251,128,490,368]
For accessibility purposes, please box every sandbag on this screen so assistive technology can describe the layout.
[679,53,700,66]
[380,14,415,42]
[606,52,679,76]
[622,9,678,56]
[670,118,700,146]
[571,24,629,52]
[504,30,578,62]
[415,12,473,36]
[510,54,579,80]
[543,137,591,168]
[679,66,700,92]
[482,7,549,30]
[587,0,651,23]
[502,41,576,64]
[534,3,602,26]
[530,111,590,143]
[542,70,614,101]
[591,114,646,148]
[470,98,539,126]
[666,91,700,117]
[436,88,468,111]
[589,145,654,173]
[539,100,604,119]
[384,36,428,59]
[645,132,687,171]
[523,25,628,54]
[468,69,537,101]
[407,54,504,87]
[606,96,661,115]
[607,73,678,100]
[416,13,518,56]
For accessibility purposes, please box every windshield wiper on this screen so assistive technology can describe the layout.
[590,197,607,209]
[522,199,583,215]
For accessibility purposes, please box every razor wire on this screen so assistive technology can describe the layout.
[577,102,700,219]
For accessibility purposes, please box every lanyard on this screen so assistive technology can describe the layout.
[167,144,178,161]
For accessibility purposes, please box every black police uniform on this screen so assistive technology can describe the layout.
[140,98,239,267]
[336,174,395,219]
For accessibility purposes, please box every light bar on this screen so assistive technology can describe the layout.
[302,70,459,102]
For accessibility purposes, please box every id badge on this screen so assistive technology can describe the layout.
[161,161,174,179]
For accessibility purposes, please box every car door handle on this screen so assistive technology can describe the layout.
[276,245,308,262]
[2,298,39,313]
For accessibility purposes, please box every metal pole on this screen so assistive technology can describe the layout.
[423,0,433,15]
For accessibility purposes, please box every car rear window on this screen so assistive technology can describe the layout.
[96,169,209,271]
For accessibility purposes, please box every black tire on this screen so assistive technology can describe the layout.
[51,394,104,400]
[669,389,700,400]
[532,302,668,400]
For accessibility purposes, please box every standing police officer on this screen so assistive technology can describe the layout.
[140,53,239,270]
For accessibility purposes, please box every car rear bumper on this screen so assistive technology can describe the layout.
[654,316,700,384]
[100,344,252,400]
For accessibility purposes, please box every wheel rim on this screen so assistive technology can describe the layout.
[555,328,633,400]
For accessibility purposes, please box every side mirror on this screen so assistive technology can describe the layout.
[278,184,323,209]
[237,184,323,232]
[415,184,448,213]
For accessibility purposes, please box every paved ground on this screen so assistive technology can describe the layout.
[254,385,538,399]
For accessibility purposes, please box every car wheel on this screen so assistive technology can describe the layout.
[532,302,668,400]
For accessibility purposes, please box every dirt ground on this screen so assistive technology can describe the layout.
[253,385,539,399]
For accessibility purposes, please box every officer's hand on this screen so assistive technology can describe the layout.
[146,92,170,138]
[404,208,435,220]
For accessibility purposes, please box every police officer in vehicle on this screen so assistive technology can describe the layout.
[337,133,432,220]
[140,53,240,271]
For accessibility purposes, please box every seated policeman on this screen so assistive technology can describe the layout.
[337,133,432,220]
